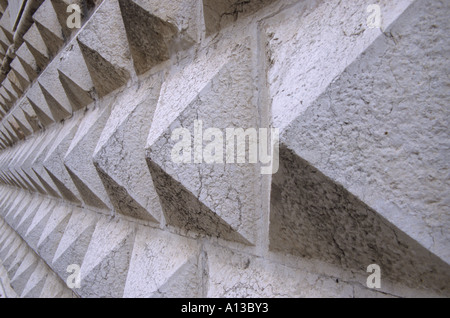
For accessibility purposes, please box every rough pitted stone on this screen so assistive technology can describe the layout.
[279,0,450,263]
[271,145,450,293]
[21,260,49,298]
[42,118,84,203]
[6,244,28,279]
[11,58,33,85]
[65,105,111,210]
[203,0,277,36]
[0,0,448,298]
[79,217,135,298]
[77,0,133,88]
[25,198,57,251]
[207,244,356,298]
[11,113,32,137]
[39,61,78,116]
[147,36,261,245]
[0,219,72,298]
[27,84,57,126]
[266,0,414,131]
[123,225,200,298]
[118,0,178,75]
[58,41,95,95]
[52,208,97,279]
[77,39,130,98]
[94,76,163,222]
[16,197,43,237]
[0,261,17,298]
[38,83,71,123]
[37,204,72,265]
[33,0,67,46]
[133,0,201,44]
[3,79,20,100]
[17,131,63,197]
[23,25,49,70]
[10,252,38,295]
[39,271,74,298]
[19,99,43,132]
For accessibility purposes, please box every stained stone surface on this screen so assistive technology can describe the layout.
[278,0,450,263]
[146,37,261,245]
[271,145,450,293]
[0,0,448,298]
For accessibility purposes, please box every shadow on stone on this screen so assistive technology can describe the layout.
[147,158,251,245]
[270,143,450,294]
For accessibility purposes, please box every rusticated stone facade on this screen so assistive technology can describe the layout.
[0,0,448,298]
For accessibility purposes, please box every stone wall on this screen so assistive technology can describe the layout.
[0,0,448,298]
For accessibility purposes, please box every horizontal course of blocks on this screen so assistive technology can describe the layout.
[0,0,449,297]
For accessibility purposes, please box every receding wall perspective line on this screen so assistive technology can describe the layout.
[0,0,448,298]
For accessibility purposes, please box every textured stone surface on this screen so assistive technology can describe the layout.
[203,0,277,36]
[79,217,134,298]
[146,36,261,245]
[206,244,354,298]
[0,212,73,298]
[278,0,450,263]
[94,75,163,222]
[266,0,414,130]
[0,0,448,298]
[133,0,200,44]
[118,0,178,75]
[123,225,200,298]
[270,145,450,293]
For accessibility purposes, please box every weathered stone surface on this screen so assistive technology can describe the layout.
[21,259,49,298]
[77,0,132,96]
[265,0,414,130]
[0,217,72,298]
[203,0,276,36]
[278,0,450,264]
[38,62,76,116]
[0,0,448,299]
[94,76,162,222]
[118,0,178,75]
[123,225,200,298]
[65,106,111,209]
[133,0,201,43]
[147,36,261,245]
[79,217,135,298]
[10,251,38,295]
[39,271,74,298]
[23,24,49,68]
[0,261,17,298]
[16,196,43,237]
[11,112,32,138]
[33,0,68,47]
[77,39,130,98]
[25,198,57,251]
[37,204,72,265]
[206,244,355,298]
[271,144,450,293]
[42,118,83,203]
[27,84,57,126]
[52,207,97,279]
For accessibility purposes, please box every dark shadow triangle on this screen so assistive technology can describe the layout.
[77,39,130,98]
[94,163,157,222]
[58,69,93,111]
[147,158,251,245]
[66,165,108,210]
